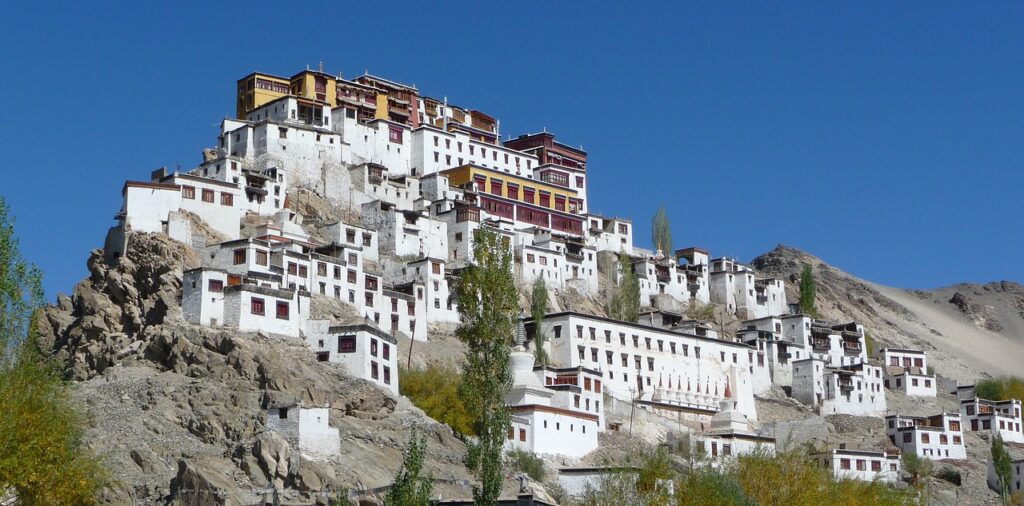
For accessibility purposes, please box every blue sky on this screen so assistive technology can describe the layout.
[1,2,1022,298]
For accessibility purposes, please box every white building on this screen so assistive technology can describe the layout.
[505,347,600,459]
[361,200,448,259]
[791,359,887,417]
[304,321,399,396]
[697,390,776,468]
[536,366,606,431]
[585,215,633,255]
[987,446,1024,497]
[266,403,340,460]
[825,448,901,483]
[878,348,936,397]
[961,397,1024,443]
[533,311,770,424]
[887,413,966,460]
[183,266,309,338]
[708,258,787,319]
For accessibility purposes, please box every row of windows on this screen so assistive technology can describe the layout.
[182,186,233,206]
[250,298,290,319]
[433,136,532,169]
[342,228,374,247]
[838,458,894,472]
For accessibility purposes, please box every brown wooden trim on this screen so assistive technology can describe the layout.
[510,404,599,422]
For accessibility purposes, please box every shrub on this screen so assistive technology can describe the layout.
[399,365,475,436]
[506,449,546,482]
[977,376,1024,402]
[934,466,961,486]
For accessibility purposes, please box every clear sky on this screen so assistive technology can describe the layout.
[1,2,1022,298]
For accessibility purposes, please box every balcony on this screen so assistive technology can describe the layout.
[687,282,702,292]
[812,339,830,350]
[456,207,481,223]
[756,295,768,304]
[565,250,584,262]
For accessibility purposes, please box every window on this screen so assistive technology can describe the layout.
[208,279,223,292]
[554,325,562,338]
[317,262,327,276]
[220,193,233,206]
[250,298,265,316]
[856,460,866,471]
[233,249,246,265]
[298,265,307,277]
[182,186,195,199]
[519,428,526,442]
[389,126,403,143]
[279,127,287,139]
[202,189,215,203]
[371,362,378,379]
[903,432,912,443]
[279,408,288,419]
[338,336,356,353]
[348,269,357,283]
[949,421,960,431]
[940,434,948,444]
[921,433,930,444]
[871,461,881,472]
[371,339,378,357]
[276,301,289,320]
[384,367,391,385]
[255,250,268,266]
[840,458,850,470]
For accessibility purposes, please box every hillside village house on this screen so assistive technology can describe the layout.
[886,413,966,460]
[505,347,600,458]
[822,448,902,483]
[987,446,1024,496]
[960,397,1024,443]
[877,348,937,397]
[304,321,399,395]
[696,388,776,467]
[791,359,886,417]
[266,402,340,461]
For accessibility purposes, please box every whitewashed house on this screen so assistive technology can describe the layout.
[825,448,901,483]
[987,446,1024,496]
[878,348,936,397]
[536,366,606,431]
[791,359,887,417]
[304,321,399,395]
[961,397,1024,443]
[886,413,966,460]
[505,347,600,458]
[266,403,340,461]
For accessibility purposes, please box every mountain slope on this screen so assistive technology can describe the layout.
[752,245,1024,382]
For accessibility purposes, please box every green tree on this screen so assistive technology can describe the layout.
[977,376,1024,402]
[0,197,106,504]
[651,207,674,258]
[457,227,518,505]
[387,432,433,506]
[902,452,932,493]
[399,365,475,436]
[798,265,817,317]
[992,435,1013,504]
[530,277,549,366]
[609,252,640,323]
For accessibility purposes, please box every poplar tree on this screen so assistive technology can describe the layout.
[456,227,517,505]
[386,432,433,506]
[0,197,105,504]
[608,252,640,323]
[992,435,1012,504]
[798,265,817,317]
[651,206,674,257]
[530,277,549,366]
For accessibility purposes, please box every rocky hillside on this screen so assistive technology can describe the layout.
[752,245,1024,382]
[36,234,477,505]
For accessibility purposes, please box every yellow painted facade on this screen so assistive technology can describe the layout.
[237,73,291,118]
[236,71,339,118]
[375,93,389,120]
[441,165,579,212]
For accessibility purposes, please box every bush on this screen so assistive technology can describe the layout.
[399,365,475,436]
[506,449,546,482]
[977,376,1024,402]
[934,466,961,486]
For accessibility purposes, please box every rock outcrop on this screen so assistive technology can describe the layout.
[40,232,474,505]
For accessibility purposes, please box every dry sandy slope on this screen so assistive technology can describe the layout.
[871,282,1024,378]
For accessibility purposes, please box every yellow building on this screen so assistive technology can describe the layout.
[236,70,338,119]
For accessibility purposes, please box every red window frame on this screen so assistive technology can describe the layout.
[276,301,289,320]
[250,297,265,316]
